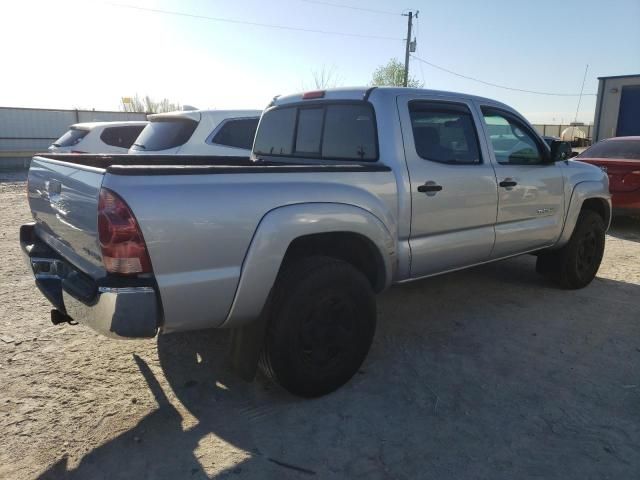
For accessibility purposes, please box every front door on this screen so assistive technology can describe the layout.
[478,105,565,258]
[397,95,499,278]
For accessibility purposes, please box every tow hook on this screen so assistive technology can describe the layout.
[51,309,78,326]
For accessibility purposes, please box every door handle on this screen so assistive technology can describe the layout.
[417,182,443,194]
[499,179,517,188]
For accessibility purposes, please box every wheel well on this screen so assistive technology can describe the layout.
[282,232,386,292]
[581,198,610,226]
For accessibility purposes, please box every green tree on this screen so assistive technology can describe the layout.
[370,58,422,88]
[120,94,181,113]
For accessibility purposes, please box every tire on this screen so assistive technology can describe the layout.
[259,256,376,397]
[537,210,605,289]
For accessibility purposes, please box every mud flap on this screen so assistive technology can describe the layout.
[228,312,269,381]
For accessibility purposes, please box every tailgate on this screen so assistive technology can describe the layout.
[27,156,106,278]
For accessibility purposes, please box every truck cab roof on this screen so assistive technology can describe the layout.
[273,86,513,111]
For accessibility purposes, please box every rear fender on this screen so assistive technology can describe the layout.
[222,203,396,328]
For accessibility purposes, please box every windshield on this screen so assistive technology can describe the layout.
[52,128,89,147]
[578,139,640,160]
[131,118,198,151]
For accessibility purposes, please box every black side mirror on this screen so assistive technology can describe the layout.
[549,140,571,162]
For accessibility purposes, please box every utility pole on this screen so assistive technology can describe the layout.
[402,11,417,87]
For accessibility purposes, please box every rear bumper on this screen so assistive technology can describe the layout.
[20,222,159,338]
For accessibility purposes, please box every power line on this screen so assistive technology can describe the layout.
[410,54,597,96]
[301,0,397,16]
[573,64,589,122]
[299,0,399,16]
[107,2,403,41]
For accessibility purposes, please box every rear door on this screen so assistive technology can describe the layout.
[397,95,499,278]
[477,105,565,258]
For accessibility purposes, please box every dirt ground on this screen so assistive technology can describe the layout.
[1,170,639,479]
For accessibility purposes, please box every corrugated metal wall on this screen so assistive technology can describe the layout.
[0,107,147,169]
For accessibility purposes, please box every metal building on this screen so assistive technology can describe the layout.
[593,74,640,142]
[0,107,147,170]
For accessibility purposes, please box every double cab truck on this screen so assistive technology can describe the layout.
[21,87,611,397]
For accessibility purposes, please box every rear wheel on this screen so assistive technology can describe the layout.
[537,210,605,289]
[259,256,376,397]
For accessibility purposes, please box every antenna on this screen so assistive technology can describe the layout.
[571,64,589,142]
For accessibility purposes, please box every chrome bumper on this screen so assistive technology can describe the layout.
[62,286,158,338]
[20,222,159,338]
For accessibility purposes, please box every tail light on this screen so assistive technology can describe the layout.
[98,188,152,275]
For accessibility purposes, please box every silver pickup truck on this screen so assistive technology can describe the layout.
[21,87,611,397]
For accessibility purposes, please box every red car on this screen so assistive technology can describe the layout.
[576,136,640,216]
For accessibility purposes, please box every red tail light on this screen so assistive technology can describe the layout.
[98,188,152,275]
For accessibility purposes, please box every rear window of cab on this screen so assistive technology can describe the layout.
[253,102,378,161]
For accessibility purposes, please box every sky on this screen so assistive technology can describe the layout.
[1,0,639,123]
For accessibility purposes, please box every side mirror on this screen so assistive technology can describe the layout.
[568,151,579,158]
[549,140,572,162]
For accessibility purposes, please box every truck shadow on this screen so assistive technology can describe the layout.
[37,255,640,479]
[608,216,640,243]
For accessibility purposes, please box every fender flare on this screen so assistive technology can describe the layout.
[555,181,612,248]
[221,202,396,328]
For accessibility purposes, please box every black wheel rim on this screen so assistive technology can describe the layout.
[299,294,356,369]
[576,229,598,275]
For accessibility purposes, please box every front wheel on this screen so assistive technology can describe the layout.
[259,256,376,397]
[537,210,606,289]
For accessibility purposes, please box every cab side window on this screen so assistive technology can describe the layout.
[409,101,482,165]
[210,117,259,150]
[482,108,544,165]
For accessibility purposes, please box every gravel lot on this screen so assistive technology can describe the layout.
[2,170,639,479]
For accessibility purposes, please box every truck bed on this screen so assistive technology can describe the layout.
[26,153,396,334]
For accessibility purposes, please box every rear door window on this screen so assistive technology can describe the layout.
[253,102,378,161]
[100,126,146,149]
[409,102,482,164]
[52,128,89,147]
[210,117,259,150]
[131,118,198,151]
